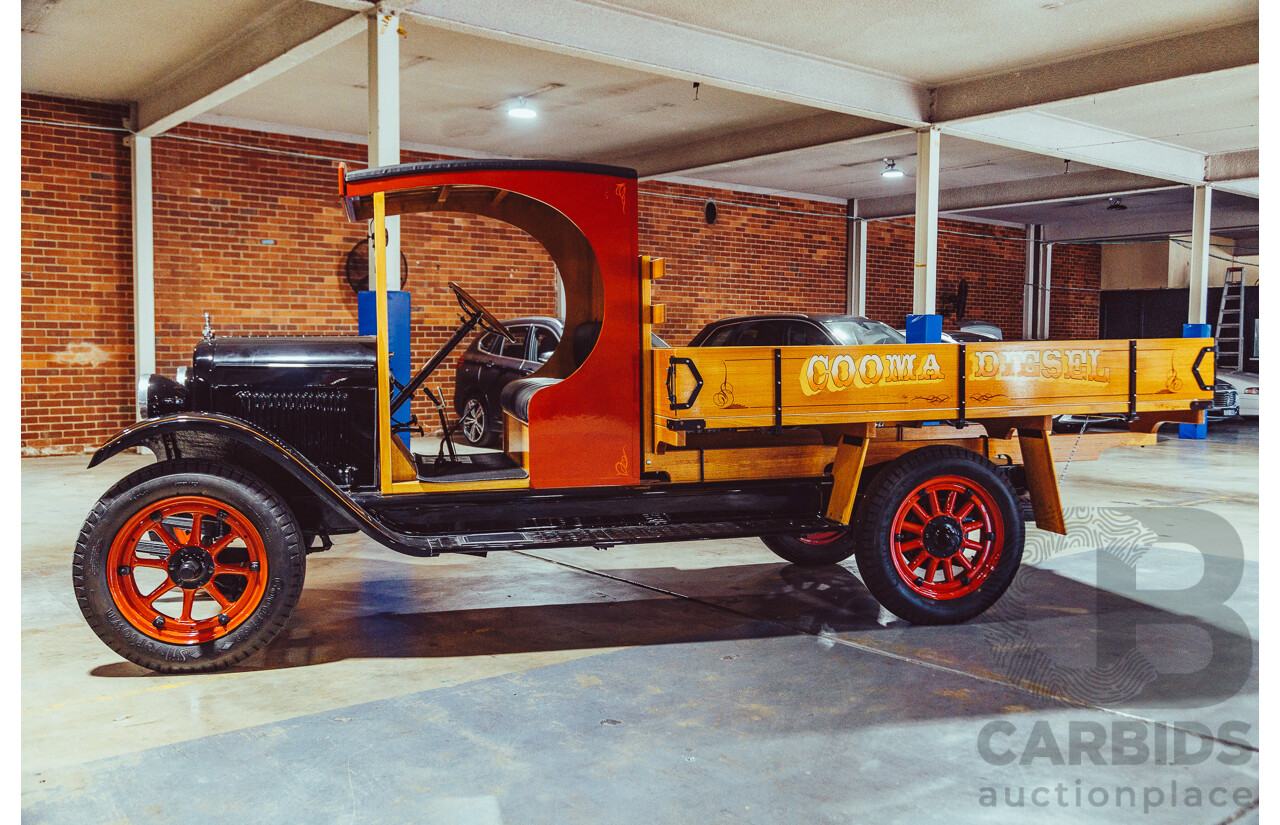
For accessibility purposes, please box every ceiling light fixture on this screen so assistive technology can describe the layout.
[1107,197,1127,211]
[881,158,905,179]
[508,96,537,119]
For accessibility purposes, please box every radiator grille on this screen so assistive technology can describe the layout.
[1214,388,1237,409]
[234,390,350,467]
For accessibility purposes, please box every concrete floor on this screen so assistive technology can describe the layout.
[22,421,1258,824]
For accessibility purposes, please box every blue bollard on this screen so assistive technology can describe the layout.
[359,290,412,449]
[1178,322,1212,440]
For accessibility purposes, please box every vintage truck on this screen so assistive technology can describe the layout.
[73,159,1216,673]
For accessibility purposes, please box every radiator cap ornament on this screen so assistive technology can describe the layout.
[202,312,214,341]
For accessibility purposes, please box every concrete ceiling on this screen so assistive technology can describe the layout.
[200,21,858,162]
[21,0,1259,236]
[583,0,1258,86]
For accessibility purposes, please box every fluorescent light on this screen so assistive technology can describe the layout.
[508,96,537,119]
[881,158,904,179]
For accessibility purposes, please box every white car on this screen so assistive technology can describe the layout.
[1217,371,1258,417]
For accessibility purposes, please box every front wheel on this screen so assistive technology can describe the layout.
[73,459,306,673]
[762,529,856,566]
[852,446,1023,624]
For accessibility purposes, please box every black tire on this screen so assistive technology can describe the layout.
[458,394,499,447]
[762,530,856,566]
[852,445,1023,625]
[73,459,306,673]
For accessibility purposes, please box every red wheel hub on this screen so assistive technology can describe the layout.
[798,530,845,546]
[889,475,1003,600]
[106,496,268,644]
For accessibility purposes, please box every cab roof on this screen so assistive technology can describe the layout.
[340,158,636,221]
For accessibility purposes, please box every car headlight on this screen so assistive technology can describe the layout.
[1245,387,1258,394]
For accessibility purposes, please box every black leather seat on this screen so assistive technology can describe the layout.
[499,321,602,423]
[500,376,561,423]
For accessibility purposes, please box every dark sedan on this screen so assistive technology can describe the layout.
[689,313,906,347]
[453,316,562,447]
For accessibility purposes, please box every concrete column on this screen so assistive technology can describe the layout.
[1188,185,1212,325]
[845,205,867,317]
[912,127,940,316]
[1037,242,1053,340]
[1022,225,1038,340]
[368,9,401,290]
[127,134,156,400]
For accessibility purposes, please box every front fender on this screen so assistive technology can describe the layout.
[89,414,428,555]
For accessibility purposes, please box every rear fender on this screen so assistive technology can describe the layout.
[89,414,426,555]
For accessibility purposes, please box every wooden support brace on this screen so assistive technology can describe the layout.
[824,422,875,525]
[1016,424,1067,535]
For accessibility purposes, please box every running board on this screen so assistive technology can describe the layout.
[419,514,835,555]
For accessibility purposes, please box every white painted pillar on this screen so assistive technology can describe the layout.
[845,211,867,317]
[127,134,156,399]
[1037,242,1053,340]
[1022,225,1037,340]
[368,9,401,290]
[1188,185,1213,325]
[912,127,940,315]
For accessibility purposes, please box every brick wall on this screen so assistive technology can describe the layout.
[21,96,135,455]
[640,182,848,345]
[21,93,1101,455]
[1047,242,1102,339]
[864,217,1028,338]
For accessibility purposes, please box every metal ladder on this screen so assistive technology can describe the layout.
[1214,266,1246,372]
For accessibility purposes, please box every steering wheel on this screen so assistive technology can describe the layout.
[449,282,515,342]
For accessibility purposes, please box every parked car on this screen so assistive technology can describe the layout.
[453,316,562,447]
[1053,380,1241,432]
[889,322,1001,343]
[690,313,906,347]
[947,330,999,343]
[957,320,1003,340]
[454,316,669,446]
[1217,371,1258,417]
[896,329,964,343]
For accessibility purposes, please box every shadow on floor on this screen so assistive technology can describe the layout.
[90,558,1257,713]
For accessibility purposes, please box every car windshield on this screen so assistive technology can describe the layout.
[822,318,906,345]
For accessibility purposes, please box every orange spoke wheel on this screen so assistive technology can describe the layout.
[106,496,269,644]
[74,459,306,673]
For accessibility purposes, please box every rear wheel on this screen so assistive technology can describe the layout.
[458,395,498,447]
[73,459,306,673]
[852,446,1023,624]
[762,529,856,566]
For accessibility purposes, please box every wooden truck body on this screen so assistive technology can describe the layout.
[75,160,1214,672]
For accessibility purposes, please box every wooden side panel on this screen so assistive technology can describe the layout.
[653,338,1213,431]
